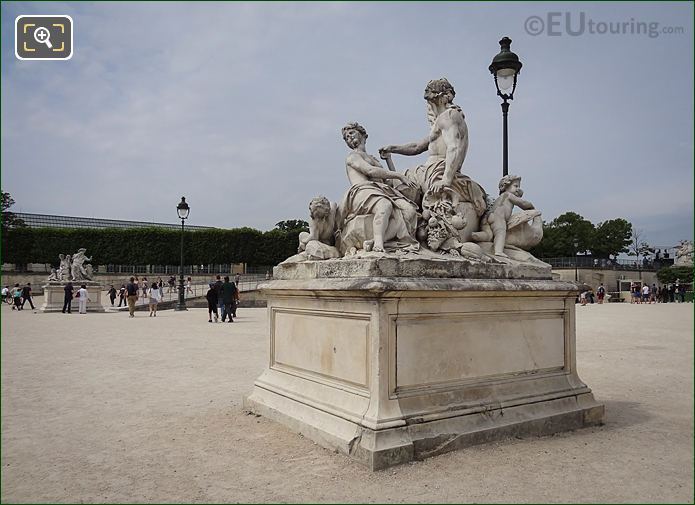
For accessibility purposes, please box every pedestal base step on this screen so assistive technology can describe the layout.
[244,386,604,471]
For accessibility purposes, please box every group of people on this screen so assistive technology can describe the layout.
[2,283,35,311]
[206,275,240,323]
[6,273,247,318]
[61,282,92,314]
[119,277,164,317]
[577,281,691,306]
[630,282,687,304]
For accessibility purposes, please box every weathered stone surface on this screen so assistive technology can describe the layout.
[304,240,340,260]
[338,215,374,255]
[41,281,104,313]
[244,277,603,470]
[273,256,552,281]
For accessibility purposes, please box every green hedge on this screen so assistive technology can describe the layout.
[1,226,301,266]
[656,266,694,285]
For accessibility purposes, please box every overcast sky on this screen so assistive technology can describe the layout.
[2,2,693,248]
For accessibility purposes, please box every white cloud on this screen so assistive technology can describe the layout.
[1,2,693,246]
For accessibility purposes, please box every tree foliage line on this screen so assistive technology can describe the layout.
[529,212,635,259]
[2,226,304,267]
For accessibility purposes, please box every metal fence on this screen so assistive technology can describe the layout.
[3,263,275,275]
[541,257,667,271]
[103,264,275,275]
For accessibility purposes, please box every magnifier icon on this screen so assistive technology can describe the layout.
[34,26,53,49]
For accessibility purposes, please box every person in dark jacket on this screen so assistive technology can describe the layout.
[62,282,74,313]
[206,283,219,323]
[21,283,35,309]
[107,285,117,306]
[220,276,237,323]
[214,275,224,316]
[118,285,127,307]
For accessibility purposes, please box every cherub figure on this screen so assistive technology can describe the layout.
[299,196,338,252]
[47,268,60,281]
[472,175,535,257]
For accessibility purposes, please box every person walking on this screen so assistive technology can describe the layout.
[118,284,127,307]
[149,282,162,317]
[168,275,176,293]
[62,282,74,313]
[220,276,237,323]
[107,284,117,306]
[141,277,148,298]
[21,282,35,310]
[668,283,676,303]
[186,276,193,296]
[214,275,224,317]
[12,283,23,311]
[206,283,219,323]
[232,281,240,317]
[77,284,91,314]
[678,283,686,303]
[235,273,241,287]
[596,283,606,304]
[641,284,650,304]
[126,277,139,318]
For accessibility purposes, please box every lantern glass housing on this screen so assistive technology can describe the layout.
[177,197,190,220]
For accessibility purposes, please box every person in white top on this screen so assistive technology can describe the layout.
[641,284,650,304]
[77,284,90,314]
[149,282,162,317]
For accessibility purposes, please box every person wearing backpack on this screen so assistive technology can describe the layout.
[206,283,219,323]
[12,283,23,311]
[220,276,237,323]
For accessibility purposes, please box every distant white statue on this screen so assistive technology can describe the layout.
[58,254,72,281]
[47,268,60,281]
[674,240,693,267]
[71,248,93,281]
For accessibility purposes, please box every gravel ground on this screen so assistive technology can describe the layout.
[1,298,693,503]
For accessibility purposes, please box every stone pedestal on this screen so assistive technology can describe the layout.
[244,262,604,470]
[41,281,105,312]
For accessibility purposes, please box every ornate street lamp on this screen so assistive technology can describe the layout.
[175,196,190,311]
[489,36,523,177]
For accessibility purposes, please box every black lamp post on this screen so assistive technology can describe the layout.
[175,196,190,311]
[574,239,580,282]
[489,36,523,177]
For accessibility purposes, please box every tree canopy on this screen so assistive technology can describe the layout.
[1,191,26,233]
[275,220,309,232]
[529,212,633,259]
[656,266,693,284]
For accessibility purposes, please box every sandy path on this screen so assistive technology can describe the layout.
[1,300,693,503]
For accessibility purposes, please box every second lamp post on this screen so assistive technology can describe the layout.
[489,36,523,178]
[175,196,190,311]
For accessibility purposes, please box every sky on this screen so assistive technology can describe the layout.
[1,1,693,248]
